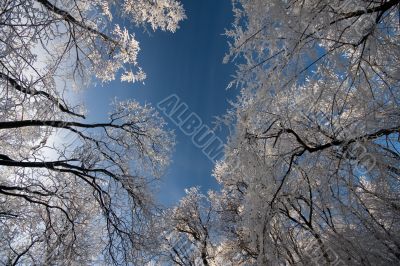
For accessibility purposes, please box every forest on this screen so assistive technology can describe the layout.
[0,0,399,265]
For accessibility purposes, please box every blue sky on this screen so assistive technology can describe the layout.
[83,0,237,206]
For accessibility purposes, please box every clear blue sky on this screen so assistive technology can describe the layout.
[83,0,237,206]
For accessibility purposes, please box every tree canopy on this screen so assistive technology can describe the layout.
[0,0,184,264]
[1,0,399,265]
[212,0,400,264]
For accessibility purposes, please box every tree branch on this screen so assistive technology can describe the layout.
[0,71,85,118]
[35,0,118,45]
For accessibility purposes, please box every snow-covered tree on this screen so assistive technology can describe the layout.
[149,188,218,265]
[0,0,185,264]
[216,0,400,265]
